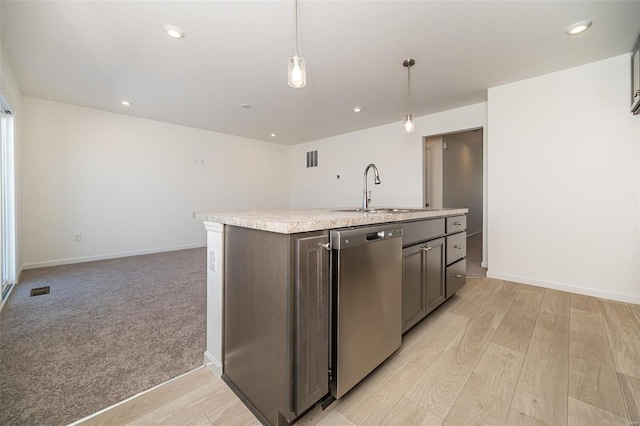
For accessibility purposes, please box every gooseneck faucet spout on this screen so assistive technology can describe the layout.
[362,163,381,209]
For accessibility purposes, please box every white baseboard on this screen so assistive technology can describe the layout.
[487,271,640,305]
[481,261,488,268]
[21,243,207,270]
[204,351,222,378]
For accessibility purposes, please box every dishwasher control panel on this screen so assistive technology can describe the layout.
[330,224,403,250]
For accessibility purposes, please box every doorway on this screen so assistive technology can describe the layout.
[424,129,486,277]
[1,94,16,301]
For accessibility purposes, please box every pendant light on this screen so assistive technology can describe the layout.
[288,0,306,88]
[402,58,415,133]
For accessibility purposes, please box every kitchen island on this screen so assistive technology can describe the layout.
[195,208,468,425]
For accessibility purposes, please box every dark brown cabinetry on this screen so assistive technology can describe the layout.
[402,237,445,332]
[402,215,467,334]
[224,226,329,426]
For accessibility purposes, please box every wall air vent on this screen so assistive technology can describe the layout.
[30,286,50,297]
[306,150,318,168]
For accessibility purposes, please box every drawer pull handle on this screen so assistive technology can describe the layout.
[320,243,332,251]
[455,274,462,278]
[454,221,462,226]
[420,246,432,252]
[453,245,462,249]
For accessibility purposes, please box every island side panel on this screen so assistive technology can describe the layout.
[224,225,290,425]
[204,221,224,376]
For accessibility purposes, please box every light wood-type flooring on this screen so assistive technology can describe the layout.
[81,278,640,426]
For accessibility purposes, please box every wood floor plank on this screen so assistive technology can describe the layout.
[618,373,640,424]
[491,289,543,353]
[187,415,213,426]
[294,400,342,426]
[443,343,524,425]
[206,398,261,426]
[570,294,602,314]
[128,381,238,426]
[504,409,550,426]
[629,303,640,326]
[601,300,640,342]
[315,409,357,426]
[335,312,468,425]
[568,358,627,418]
[509,289,545,318]
[483,280,519,314]
[81,367,216,426]
[540,289,571,318]
[511,312,570,426]
[516,283,546,294]
[569,309,615,365]
[567,397,628,426]
[601,300,640,378]
[404,309,504,418]
[381,398,443,426]
[446,279,501,319]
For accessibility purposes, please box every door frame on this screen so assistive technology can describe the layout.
[422,126,487,268]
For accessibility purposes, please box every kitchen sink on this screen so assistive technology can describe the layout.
[331,208,430,213]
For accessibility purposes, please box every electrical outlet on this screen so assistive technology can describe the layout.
[209,250,217,271]
[74,233,82,242]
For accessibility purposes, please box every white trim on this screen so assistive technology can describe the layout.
[21,243,206,270]
[0,282,14,312]
[481,261,488,268]
[68,365,208,426]
[486,271,640,304]
[204,350,222,377]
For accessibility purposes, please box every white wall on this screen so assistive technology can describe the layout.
[1,45,22,283]
[443,131,483,235]
[289,103,487,209]
[22,98,289,268]
[488,54,640,303]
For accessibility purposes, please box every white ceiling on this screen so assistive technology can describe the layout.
[2,1,640,145]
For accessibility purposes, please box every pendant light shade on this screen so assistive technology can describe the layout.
[288,0,307,88]
[403,114,415,133]
[288,55,306,88]
[402,58,415,133]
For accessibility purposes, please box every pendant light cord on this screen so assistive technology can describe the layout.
[294,0,299,56]
[407,64,411,116]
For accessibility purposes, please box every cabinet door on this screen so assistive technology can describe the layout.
[294,235,329,414]
[424,238,446,314]
[402,244,427,333]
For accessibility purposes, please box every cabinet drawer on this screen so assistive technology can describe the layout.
[446,232,466,265]
[446,215,466,233]
[402,218,445,246]
[446,258,466,298]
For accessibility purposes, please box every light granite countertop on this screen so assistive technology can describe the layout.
[195,207,468,234]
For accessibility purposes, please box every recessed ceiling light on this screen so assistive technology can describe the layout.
[240,104,251,109]
[121,100,132,107]
[163,25,185,39]
[564,20,592,35]
[353,107,362,113]
[270,133,277,137]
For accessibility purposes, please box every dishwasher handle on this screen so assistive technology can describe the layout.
[366,231,385,241]
[331,224,403,250]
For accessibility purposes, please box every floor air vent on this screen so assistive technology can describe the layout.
[30,286,50,297]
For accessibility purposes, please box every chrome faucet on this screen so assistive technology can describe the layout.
[362,163,381,209]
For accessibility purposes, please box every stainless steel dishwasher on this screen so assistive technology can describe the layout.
[329,223,403,399]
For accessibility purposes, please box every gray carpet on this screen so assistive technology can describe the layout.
[0,248,207,426]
